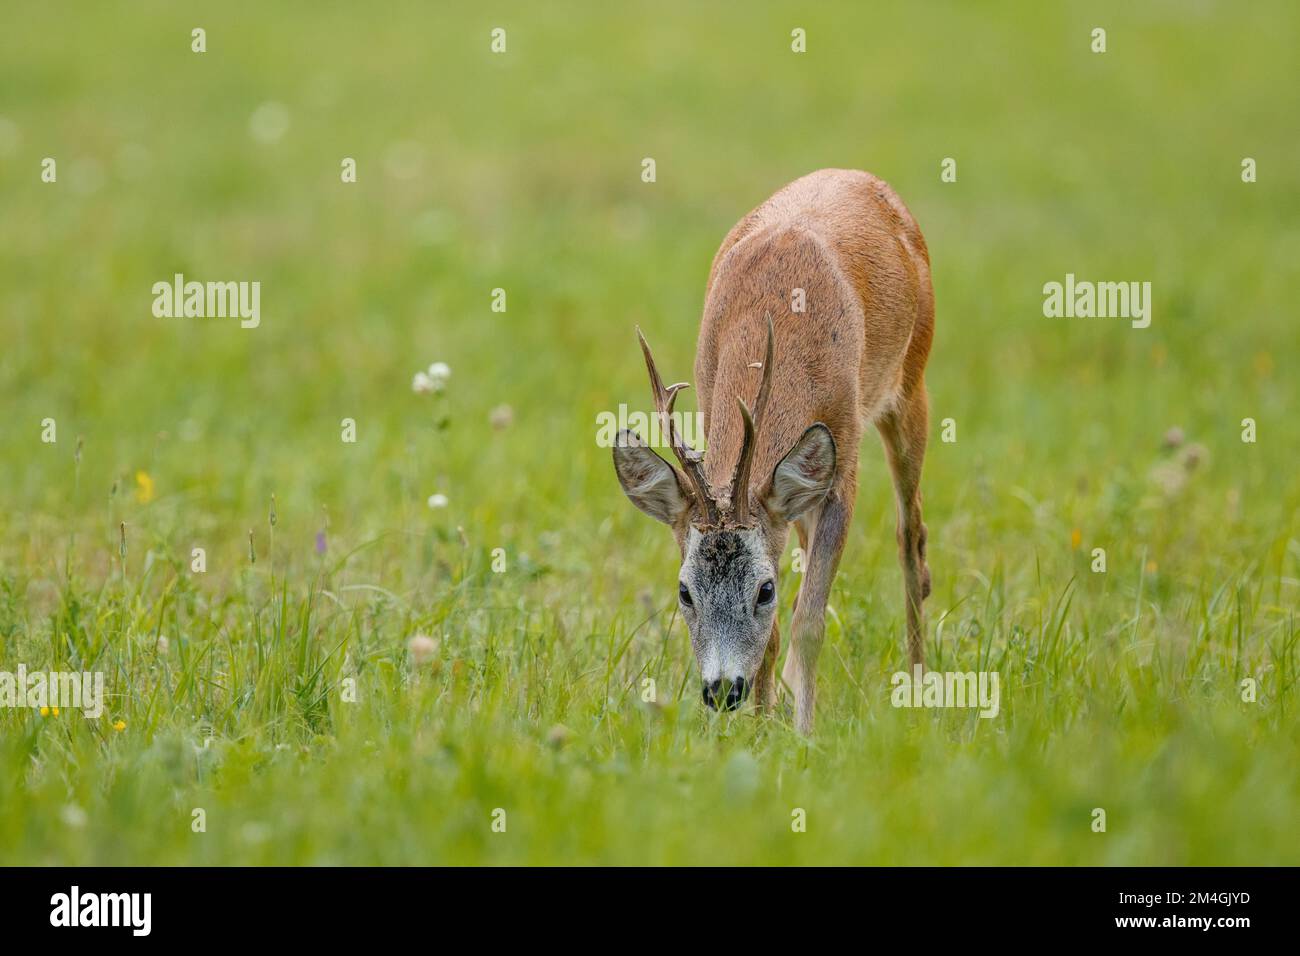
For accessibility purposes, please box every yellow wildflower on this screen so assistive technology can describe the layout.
[135,470,155,504]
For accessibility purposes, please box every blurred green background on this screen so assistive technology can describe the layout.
[0,1,1296,864]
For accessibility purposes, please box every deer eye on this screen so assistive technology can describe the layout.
[757,580,776,606]
[678,582,694,607]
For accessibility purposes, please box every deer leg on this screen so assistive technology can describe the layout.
[791,517,811,615]
[876,385,931,669]
[771,519,810,710]
[752,616,780,712]
[760,513,815,712]
[781,487,853,735]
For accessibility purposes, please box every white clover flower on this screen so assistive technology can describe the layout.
[412,371,435,394]
[426,362,451,392]
[426,493,449,509]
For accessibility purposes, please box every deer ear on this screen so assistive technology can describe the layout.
[613,429,691,525]
[765,424,836,522]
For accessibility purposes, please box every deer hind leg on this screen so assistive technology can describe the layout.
[876,383,931,669]
[781,486,853,735]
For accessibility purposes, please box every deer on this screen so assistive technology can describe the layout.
[612,168,934,735]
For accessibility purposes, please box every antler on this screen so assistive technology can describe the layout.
[636,327,719,526]
[731,313,775,525]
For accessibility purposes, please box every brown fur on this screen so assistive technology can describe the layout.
[693,168,934,732]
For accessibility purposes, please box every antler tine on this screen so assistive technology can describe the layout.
[732,313,776,524]
[636,327,717,524]
[733,396,757,523]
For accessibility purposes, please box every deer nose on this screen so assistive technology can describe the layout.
[702,678,748,711]
[725,677,748,710]
[702,679,722,709]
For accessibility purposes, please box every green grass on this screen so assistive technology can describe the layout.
[0,0,1297,865]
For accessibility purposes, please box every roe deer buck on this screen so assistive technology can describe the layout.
[612,168,933,734]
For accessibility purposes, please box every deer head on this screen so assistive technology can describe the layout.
[612,317,837,710]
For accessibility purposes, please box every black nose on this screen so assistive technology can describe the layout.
[726,677,748,709]
[703,680,721,709]
[702,678,748,711]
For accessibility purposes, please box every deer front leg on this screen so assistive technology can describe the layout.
[791,518,811,615]
[781,487,853,735]
[773,519,809,712]
[751,616,780,712]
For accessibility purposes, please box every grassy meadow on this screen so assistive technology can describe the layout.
[0,1,1297,865]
